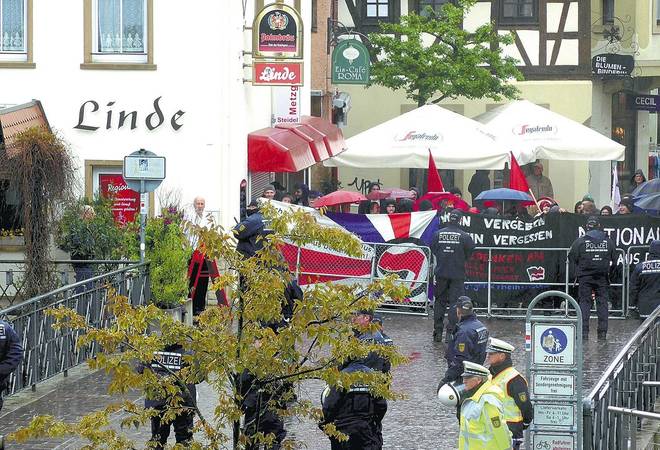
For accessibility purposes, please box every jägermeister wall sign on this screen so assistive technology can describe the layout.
[332,40,370,85]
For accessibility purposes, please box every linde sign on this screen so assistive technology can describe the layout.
[331,40,370,85]
[533,324,575,365]
[253,61,303,86]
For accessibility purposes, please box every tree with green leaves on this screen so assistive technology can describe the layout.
[367,1,523,107]
[10,205,408,450]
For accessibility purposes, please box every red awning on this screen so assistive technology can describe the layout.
[275,123,330,162]
[248,118,345,173]
[301,116,347,157]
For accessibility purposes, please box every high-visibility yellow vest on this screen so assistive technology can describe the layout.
[491,366,525,424]
[458,379,512,450]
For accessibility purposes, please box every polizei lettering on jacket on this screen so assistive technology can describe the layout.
[585,241,609,252]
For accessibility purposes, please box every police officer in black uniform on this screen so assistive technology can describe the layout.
[0,319,22,450]
[568,216,617,340]
[629,239,660,318]
[437,297,489,390]
[233,201,266,259]
[240,370,287,450]
[320,359,388,450]
[140,343,197,449]
[430,209,475,342]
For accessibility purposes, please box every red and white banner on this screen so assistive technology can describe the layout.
[253,61,303,86]
[99,174,140,226]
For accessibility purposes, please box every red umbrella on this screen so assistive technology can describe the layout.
[366,188,417,201]
[413,192,470,211]
[314,190,367,207]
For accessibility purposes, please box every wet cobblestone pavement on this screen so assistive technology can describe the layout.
[0,315,642,449]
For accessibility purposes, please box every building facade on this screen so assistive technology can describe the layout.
[333,0,595,208]
[0,0,312,229]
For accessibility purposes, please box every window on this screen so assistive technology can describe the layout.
[82,0,155,70]
[603,0,614,24]
[311,0,317,32]
[417,0,452,17]
[500,0,538,25]
[360,0,399,30]
[656,0,660,27]
[0,0,33,67]
[0,179,21,232]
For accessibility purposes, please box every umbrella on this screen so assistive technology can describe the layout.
[632,178,660,197]
[475,188,533,203]
[314,190,367,207]
[413,192,469,211]
[366,188,417,201]
[634,192,660,211]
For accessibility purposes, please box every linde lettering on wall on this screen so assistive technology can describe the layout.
[74,97,185,132]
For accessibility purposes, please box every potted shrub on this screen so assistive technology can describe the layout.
[124,205,192,320]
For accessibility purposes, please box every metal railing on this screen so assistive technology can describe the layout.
[0,260,139,308]
[582,304,660,450]
[465,246,627,319]
[0,262,150,396]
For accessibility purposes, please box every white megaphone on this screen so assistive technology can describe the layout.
[437,382,468,407]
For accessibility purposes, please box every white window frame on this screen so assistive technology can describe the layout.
[654,0,660,33]
[0,0,27,61]
[91,0,147,63]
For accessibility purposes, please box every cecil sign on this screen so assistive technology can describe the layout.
[332,40,370,85]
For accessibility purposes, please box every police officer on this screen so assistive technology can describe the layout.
[348,311,392,375]
[458,361,512,450]
[320,359,388,450]
[240,370,287,450]
[430,209,475,342]
[0,319,22,450]
[486,338,533,450]
[438,297,489,390]
[568,216,617,339]
[629,239,660,319]
[140,342,197,450]
[233,200,265,259]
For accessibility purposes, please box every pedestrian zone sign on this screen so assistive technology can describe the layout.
[533,324,575,366]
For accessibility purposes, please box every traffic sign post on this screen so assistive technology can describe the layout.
[526,291,583,450]
[123,149,166,263]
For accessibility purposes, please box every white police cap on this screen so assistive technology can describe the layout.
[461,361,490,378]
[486,337,515,354]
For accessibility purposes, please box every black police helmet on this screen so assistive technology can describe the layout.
[586,215,600,230]
[449,209,463,224]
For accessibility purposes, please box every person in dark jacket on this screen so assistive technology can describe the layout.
[631,169,646,192]
[568,216,617,339]
[0,319,22,449]
[629,240,660,318]
[233,201,265,258]
[139,343,197,449]
[293,183,310,206]
[486,338,533,450]
[240,370,287,450]
[468,170,490,204]
[430,209,476,342]
[320,360,387,450]
[438,297,489,388]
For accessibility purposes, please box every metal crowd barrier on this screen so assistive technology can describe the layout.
[290,241,432,316]
[582,305,660,450]
[0,260,138,308]
[0,262,150,396]
[465,246,627,320]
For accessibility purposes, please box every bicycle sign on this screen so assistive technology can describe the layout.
[532,433,574,450]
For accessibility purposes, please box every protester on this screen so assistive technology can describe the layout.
[600,205,613,216]
[0,319,22,449]
[581,199,598,216]
[574,201,583,214]
[358,201,371,214]
[568,216,617,340]
[139,341,197,450]
[486,338,532,450]
[319,359,387,450]
[293,183,309,206]
[383,199,397,214]
[410,187,420,201]
[629,239,660,318]
[370,202,380,214]
[537,197,555,214]
[308,190,321,207]
[631,169,646,191]
[468,170,490,203]
[368,182,381,194]
[419,200,434,211]
[437,297,489,390]
[526,161,554,199]
[263,185,276,200]
[280,193,293,204]
[457,362,512,450]
[430,210,475,342]
[448,187,462,199]
[397,198,414,213]
[617,202,633,215]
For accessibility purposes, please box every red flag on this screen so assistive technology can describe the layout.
[427,149,444,192]
[509,152,530,192]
